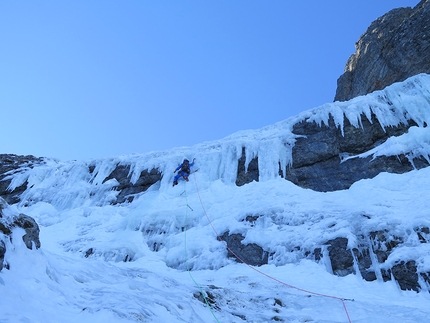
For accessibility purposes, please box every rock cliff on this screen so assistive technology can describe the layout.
[335,0,430,102]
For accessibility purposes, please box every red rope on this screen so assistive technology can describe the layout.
[192,173,353,323]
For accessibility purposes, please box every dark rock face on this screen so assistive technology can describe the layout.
[335,0,430,102]
[0,154,45,204]
[284,114,428,191]
[102,164,162,204]
[236,148,259,186]
[326,237,355,276]
[391,261,419,292]
[236,112,428,192]
[221,231,268,266]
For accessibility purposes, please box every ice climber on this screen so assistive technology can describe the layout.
[172,158,195,186]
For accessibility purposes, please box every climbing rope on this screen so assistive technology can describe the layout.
[182,185,221,323]
[191,173,353,323]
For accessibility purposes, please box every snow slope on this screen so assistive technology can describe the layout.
[1,74,430,322]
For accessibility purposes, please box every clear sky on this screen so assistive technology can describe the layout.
[0,0,419,161]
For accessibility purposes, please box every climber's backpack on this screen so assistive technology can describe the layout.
[181,159,190,173]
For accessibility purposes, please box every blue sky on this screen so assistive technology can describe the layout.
[0,0,419,161]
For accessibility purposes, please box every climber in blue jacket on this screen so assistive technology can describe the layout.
[173,158,195,186]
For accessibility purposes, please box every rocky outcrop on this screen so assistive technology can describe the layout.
[235,111,429,191]
[285,113,429,191]
[217,215,430,292]
[335,0,430,102]
[0,198,41,271]
[102,164,162,204]
[314,227,430,292]
[221,231,269,266]
[12,214,41,250]
[236,148,259,186]
[0,154,45,204]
